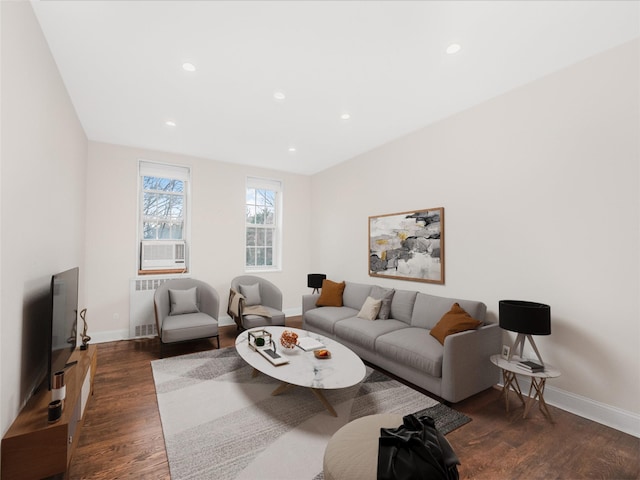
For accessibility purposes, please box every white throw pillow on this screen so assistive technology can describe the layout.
[357,296,382,320]
[239,283,262,306]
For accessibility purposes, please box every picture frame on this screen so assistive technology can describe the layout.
[501,344,511,360]
[368,207,444,284]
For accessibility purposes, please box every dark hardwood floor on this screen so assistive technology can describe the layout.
[69,317,639,479]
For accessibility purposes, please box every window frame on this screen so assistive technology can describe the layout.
[138,160,191,275]
[245,176,283,272]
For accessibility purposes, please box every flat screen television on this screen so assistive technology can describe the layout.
[48,267,79,389]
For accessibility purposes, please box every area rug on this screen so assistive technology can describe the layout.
[151,347,470,480]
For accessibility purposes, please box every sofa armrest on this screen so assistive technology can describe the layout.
[302,294,320,315]
[441,323,502,403]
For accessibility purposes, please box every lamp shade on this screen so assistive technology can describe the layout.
[307,273,326,289]
[499,300,551,335]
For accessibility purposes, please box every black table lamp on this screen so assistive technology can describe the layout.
[499,300,551,365]
[307,274,326,294]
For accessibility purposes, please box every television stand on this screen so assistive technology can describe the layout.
[1,345,97,479]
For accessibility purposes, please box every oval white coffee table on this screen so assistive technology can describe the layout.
[235,326,366,416]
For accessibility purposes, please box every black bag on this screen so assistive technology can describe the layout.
[377,414,460,480]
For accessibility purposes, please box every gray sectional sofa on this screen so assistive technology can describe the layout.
[302,281,501,403]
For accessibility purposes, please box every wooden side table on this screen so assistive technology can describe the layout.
[490,354,561,422]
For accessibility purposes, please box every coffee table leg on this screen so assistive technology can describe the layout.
[270,382,338,417]
[271,382,295,396]
[311,389,337,417]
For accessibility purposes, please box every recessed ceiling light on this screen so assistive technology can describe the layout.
[340,112,351,120]
[165,120,176,127]
[446,43,461,55]
[273,91,286,101]
[288,146,296,153]
[182,62,196,72]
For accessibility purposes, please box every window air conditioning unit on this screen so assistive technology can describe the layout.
[140,240,186,271]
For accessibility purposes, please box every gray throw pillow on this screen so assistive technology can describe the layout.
[371,286,395,320]
[239,283,262,306]
[169,287,199,315]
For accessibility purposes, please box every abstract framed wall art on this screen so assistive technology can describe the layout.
[368,207,444,284]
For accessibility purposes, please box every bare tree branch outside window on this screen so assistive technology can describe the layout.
[142,176,185,240]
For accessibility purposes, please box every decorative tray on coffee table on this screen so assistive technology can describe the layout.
[248,329,272,351]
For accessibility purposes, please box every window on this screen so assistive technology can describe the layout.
[138,161,190,272]
[141,176,185,240]
[245,177,282,270]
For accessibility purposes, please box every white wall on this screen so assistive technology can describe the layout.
[1,2,88,435]
[311,40,639,423]
[84,142,312,339]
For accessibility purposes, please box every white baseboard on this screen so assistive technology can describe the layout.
[90,329,129,344]
[504,377,640,438]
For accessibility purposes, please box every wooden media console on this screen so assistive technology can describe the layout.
[2,345,97,479]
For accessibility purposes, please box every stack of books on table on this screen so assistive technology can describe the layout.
[516,360,545,373]
[297,336,325,352]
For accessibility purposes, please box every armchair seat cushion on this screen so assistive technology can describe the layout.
[242,306,286,329]
[161,312,218,344]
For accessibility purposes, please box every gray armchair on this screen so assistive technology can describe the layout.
[228,275,286,330]
[154,278,220,357]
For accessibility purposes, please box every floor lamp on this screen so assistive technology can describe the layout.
[499,300,551,366]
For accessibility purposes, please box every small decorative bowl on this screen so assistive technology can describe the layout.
[314,349,331,359]
[280,330,299,349]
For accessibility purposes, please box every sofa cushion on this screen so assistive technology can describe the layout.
[411,293,487,329]
[375,328,444,378]
[304,306,359,335]
[357,296,382,320]
[371,286,395,320]
[316,280,346,307]
[343,282,373,310]
[430,303,482,345]
[239,283,261,306]
[169,287,200,315]
[334,317,408,351]
[390,289,418,324]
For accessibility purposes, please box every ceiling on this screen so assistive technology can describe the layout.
[32,1,639,175]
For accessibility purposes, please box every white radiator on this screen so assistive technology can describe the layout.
[129,277,171,338]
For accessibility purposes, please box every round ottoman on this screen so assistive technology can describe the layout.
[323,414,403,480]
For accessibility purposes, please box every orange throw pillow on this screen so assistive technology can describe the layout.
[316,279,345,307]
[430,303,481,345]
